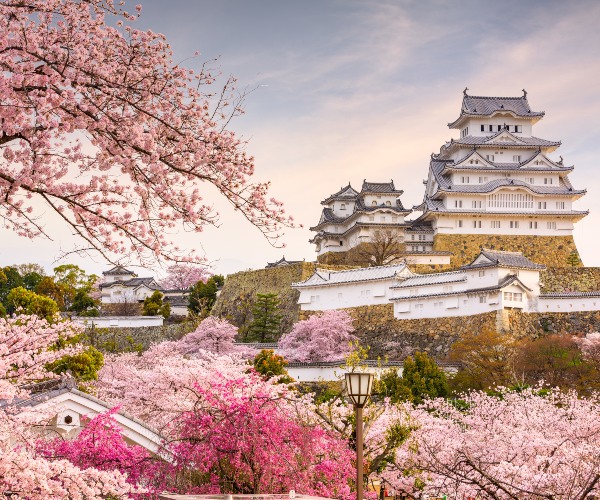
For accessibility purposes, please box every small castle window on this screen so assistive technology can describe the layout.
[340,203,346,210]
[372,201,377,206]
[339,241,343,246]
[64,415,73,424]
[385,201,391,206]
[515,125,522,133]
[513,155,521,162]
[479,296,487,303]
[489,125,493,132]
[480,125,485,132]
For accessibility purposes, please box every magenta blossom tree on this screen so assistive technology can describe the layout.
[279,310,358,363]
[36,407,157,490]
[171,372,355,497]
[0,0,293,265]
[160,264,212,290]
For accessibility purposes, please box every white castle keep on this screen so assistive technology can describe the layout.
[310,90,587,261]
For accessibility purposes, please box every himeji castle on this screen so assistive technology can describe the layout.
[414,89,587,239]
[311,90,588,267]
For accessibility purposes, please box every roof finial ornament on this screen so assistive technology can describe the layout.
[559,156,563,164]
[463,87,469,96]
[522,88,527,98]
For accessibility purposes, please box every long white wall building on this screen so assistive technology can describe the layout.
[292,250,600,320]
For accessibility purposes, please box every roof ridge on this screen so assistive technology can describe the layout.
[315,262,407,275]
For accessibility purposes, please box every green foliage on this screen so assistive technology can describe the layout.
[142,290,170,318]
[247,293,282,342]
[0,303,5,318]
[0,266,23,305]
[188,274,224,317]
[34,276,66,309]
[53,264,98,310]
[566,250,581,267]
[5,286,59,322]
[69,289,99,316]
[252,349,292,383]
[22,271,44,291]
[376,352,448,405]
[46,346,104,382]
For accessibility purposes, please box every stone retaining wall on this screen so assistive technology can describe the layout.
[85,322,194,352]
[541,267,600,293]
[211,262,356,338]
[433,234,581,268]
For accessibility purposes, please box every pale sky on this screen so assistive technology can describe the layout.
[1,0,599,278]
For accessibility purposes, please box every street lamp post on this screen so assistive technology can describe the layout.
[345,372,374,500]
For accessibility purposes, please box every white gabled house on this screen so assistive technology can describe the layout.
[100,265,163,304]
[9,379,166,455]
[292,249,600,320]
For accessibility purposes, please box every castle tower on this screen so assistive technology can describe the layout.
[413,90,588,267]
[310,180,413,262]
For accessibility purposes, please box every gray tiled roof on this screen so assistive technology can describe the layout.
[354,197,409,212]
[391,274,532,301]
[541,291,600,298]
[265,257,302,268]
[448,94,544,127]
[429,160,584,197]
[462,249,546,270]
[102,265,135,276]
[99,277,162,290]
[321,183,359,204]
[454,133,560,148]
[393,270,466,289]
[293,263,410,288]
[361,180,403,194]
[287,359,404,368]
[448,150,572,172]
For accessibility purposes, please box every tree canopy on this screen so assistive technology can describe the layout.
[0,0,293,266]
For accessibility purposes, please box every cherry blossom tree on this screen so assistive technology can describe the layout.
[383,387,600,498]
[0,0,293,266]
[0,314,136,497]
[577,331,600,366]
[0,314,82,400]
[160,264,212,290]
[171,373,355,497]
[177,316,244,356]
[279,310,358,362]
[37,407,159,492]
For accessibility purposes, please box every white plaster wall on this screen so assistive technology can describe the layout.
[433,214,574,236]
[298,279,393,311]
[287,365,402,382]
[537,297,600,312]
[393,292,502,319]
[461,117,534,137]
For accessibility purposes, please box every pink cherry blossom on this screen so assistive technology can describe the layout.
[279,310,358,362]
[0,0,294,266]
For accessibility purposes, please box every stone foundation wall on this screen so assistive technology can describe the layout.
[85,322,194,352]
[211,262,356,338]
[541,267,600,292]
[508,310,600,338]
[433,234,581,268]
[300,304,600,361]
[301,305,498,359]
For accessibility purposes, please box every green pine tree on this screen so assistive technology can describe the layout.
[377,351,448,404]
[566,250,581,267]
[247,293,282,342]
